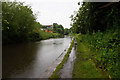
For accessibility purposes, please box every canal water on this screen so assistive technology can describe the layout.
[3,36,72,78]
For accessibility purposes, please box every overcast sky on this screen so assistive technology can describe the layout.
[10,0,82,28]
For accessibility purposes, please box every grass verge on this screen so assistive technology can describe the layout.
[72,35,108,78]
[49,38,74,79]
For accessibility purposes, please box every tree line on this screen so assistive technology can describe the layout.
[2,1,71,45]
[2,1,40,44]
[70,2,120,34]
[70,2,120,78]
[52,23,71,36]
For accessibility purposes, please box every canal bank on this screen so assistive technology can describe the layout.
[72,35,108,78]
[60,46,76,78]
[49,38,75,78]
[40,44,70,78]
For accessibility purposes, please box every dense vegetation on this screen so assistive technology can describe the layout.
[71,2,120,78]
[2,1,62,45]
[52,23,64,37]
[64,28,71,35]
[73,35,108,78]
[70,2,120,34]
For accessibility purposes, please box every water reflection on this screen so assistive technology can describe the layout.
[3,43,39,78]
[3,36,71,78]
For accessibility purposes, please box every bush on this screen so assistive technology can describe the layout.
[77,30,120,78]
[29,32,41,41]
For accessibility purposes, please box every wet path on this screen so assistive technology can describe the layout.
[40,45,70,78]
[60,46,76,78]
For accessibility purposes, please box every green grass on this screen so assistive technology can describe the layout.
[72,36,108,78]
[49,38,74,79]
[39,31,60,40]
[29,31,60,41]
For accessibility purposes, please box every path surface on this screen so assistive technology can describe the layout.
[60,47,76,78]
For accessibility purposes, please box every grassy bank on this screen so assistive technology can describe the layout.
[49,38,74,78]
[29,31,60,41]
[73,36,108,78]
[73,30,120,78]
[3,30,60,45]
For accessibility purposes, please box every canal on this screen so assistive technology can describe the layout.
[3,36,72,78]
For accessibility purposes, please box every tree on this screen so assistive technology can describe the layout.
[64,28,69,35]
[57,28,62,34]
[70,2,120,34]
[53,23,58,33]
[58,25,64,34]
[52,23,64,34]
[2,1,36,44]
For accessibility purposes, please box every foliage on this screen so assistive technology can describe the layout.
[70,2,120,33]
[71,2,120,78]
[73,35,108,78]
[39,31,60,40]
[53,23,58,33]
[2,1,35,44]
[47,28,53,31]
[28,31,60,41]
[2,1,60,45]
[53,23,64,34]
[77,30,120,78]
[64,28,70,35]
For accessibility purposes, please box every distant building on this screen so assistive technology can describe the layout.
[41,25,53,33]
[45,30,53,33]
[42,25,53,30]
